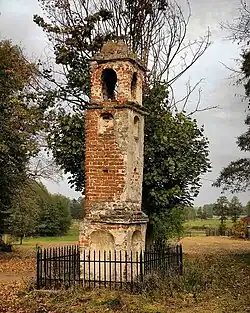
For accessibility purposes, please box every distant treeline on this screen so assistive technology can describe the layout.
[184,196,250,221]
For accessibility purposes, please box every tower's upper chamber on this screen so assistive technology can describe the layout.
[90,41,146,106]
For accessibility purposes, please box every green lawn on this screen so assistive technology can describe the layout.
[184,218,233,229]
[11,221,79,247]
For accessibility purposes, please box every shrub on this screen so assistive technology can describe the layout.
[232,221,247,238]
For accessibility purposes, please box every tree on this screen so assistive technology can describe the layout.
[7,181,40,244]
[196,207,204,219]
[70,197,84,220]
[51,194,72,235]
[229,196,243,223]
[33,0,212,241]
[142,88,210,241]
[196,206,208,220]
[203,203,214,219]
[213,196,229,233]
[183,206,196,221]
[245,201,250,216]
[37,192,71,237]
[0,40,44,233]
[215,1,250,192]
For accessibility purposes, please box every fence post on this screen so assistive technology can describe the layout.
[36,248,41,289]
[44,248,47,287]
[140,250,143,283]
[176,245,179,272]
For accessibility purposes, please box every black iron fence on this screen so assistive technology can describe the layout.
[36,244,183,291]
[36,245,80,289]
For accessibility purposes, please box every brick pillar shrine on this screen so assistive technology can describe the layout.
[79,41,148,254]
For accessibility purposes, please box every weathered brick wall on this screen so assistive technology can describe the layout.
[84,106,144,216]
[90,61,143,105]
[84,108,126,215]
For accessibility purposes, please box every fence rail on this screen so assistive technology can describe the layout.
[36,244,183,291]
[205,228,234,236]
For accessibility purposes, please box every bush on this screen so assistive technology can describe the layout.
[232,221,247,238]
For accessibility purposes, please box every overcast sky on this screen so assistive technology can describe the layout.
[0,0,249,205]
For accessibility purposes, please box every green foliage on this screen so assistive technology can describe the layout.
[202,203,214,219]
[37,193,71,237]
[229,196,243,223]
[148,207,185,244]
[245,201,250,216]
[0,40,44,233]
[213,196,229,227]
[142,83,210,240]
[6,180,72,240]
[69,197,84,219]
[183,206,196,221]
[196,207,208,220]
[143,84,211,212]
[7,181,40,244]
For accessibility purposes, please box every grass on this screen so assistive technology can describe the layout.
[11,221,79,247]
[1,236,250,313]
[184,218,233,229]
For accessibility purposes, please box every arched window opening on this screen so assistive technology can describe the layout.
[102,68,118,100]
[134,115,140,139]
[131,72,138,100]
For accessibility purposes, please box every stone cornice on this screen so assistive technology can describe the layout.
[86,101,148,115]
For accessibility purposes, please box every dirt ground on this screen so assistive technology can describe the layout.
[0,236,249,313]
[181,236,250,255]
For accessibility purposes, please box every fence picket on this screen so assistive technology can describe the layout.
[36,248,40,289]
[114,250,117,289]
[88,250,91,288]
[119,250,122,289]
[93,250,96,288]
[98,250,101,287]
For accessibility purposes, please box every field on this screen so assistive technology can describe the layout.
[9,221,79,247]
[184,218,233,229]
[0,234,250,313]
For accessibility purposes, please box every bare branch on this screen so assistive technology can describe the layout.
[35,0,212,113]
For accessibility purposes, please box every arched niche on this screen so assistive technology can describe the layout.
[101,68,118,100]
[90,230,115,251]
[132,230,143,252]
[99,112,114,134]
[133,115,140,139]
[131,72,138,100]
